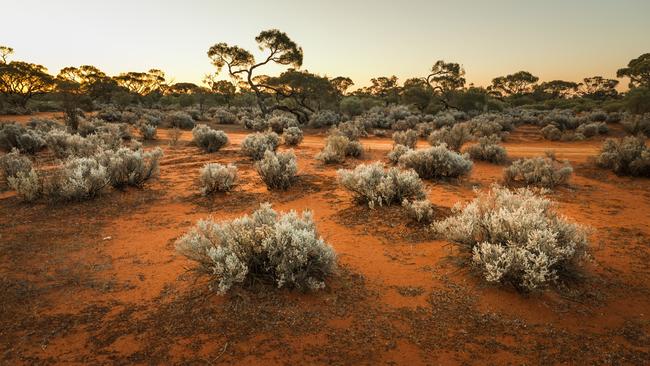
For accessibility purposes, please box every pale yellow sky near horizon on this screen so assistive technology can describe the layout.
[2,0,649,90]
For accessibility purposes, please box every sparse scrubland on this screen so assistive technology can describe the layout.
[1,29,650,366]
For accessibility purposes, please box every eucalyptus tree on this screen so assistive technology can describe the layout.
[0,46,55,108]
[617,53,650,89]
[489,71,539,97]
[207,29,303,116]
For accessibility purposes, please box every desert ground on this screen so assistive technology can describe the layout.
[1,113,649,365]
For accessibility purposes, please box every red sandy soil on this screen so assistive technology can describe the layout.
[1,113,649,365]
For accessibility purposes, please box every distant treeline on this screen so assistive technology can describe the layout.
[0,31,648,120]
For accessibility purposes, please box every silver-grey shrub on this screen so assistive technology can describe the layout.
[282,126,304,146]
[0,123,46,154]
[1,148,33,178]
[387,144,411,164]
[428,123,473,151]
[192,124,228,153]
[309,110,340,128]
[139,123,157,140]
[199,163,237,194]
[504,155,573,188]
[392,129,418,148]
[97,147,163,188]
[49,156,110,201]
[402,199,434,223]
[316,134,362,164]
[167,111,195,129]
[597,137,650,177]
[464,135,508,164]
[7,168,41,202]
[268,114,298,134]
[241,132,280,160]
[255,150,298,190]
[398,145,473,179]
[175,203,337,294]
[338,162,426,208]
[432,184,589,291]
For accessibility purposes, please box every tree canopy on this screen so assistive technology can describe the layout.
[617,53,650,89]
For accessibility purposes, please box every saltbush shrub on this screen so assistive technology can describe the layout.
[621,114,650,136]
[316,134,362,163]
[7,168,41,202]
[428,124,473,151]
[338,162,425,208]
[241,132,280,160]
[309,110,340,128]
[282,126,304,146]
[402,199,434,223]
[255,150,298,190]
[596,137,650,177]
[167,111,195,129]
[49,156,110,201]
[97,147,163,188]
[576,122,607,138]
[139,124,157,140]
[192,124,228,153]
[541,125,562,141]
[504,155,573,188]
[199,163,237,194]
[0,148,33,178]
[464,135,508,164]
[398,145,473,179]
[387,144,410,164]
[268,115,298,134]
[392,129,418,148]
[175,203,337,293]
[45,130,100,158]
[212,108,238,124]
[0,123,46,154]
[432,185,589,291]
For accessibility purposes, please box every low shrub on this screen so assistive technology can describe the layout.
[309,110,340,128]
[0,148,33,178]
[576,122,607,138]
[402,199,434,223]
[596,137,650,176]
[338,162,425,208]
[335,121,366,140]
[282,126,304,146]
[387,144,410,164]
[139,124,157,140]
[0,123,46,154]
[398,145,473,179]
[199,163,237,194]
[392,129,418,148]
[98,147,163,188]
[504,154,573,188]
[7,168,41,202]
[167,111,195,129]
[241,132,280,160]
[255,150,298,190]
[45,130,100,158]
[621,114,650,136]
[428,124,473,151]
[464,135,508,164]
[49,156,110,201]
[212,108,238,124]
[541,125,562,141]
[192,124,228,153]
[316,134,362,164]
[432,184,589,291]
[175,203,337,293]
[268,115,298,134]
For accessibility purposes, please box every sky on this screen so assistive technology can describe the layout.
[2,0,649,90]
